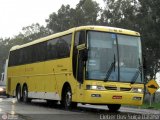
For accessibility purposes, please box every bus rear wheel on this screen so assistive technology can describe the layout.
[22,85,31,103]
[107,104,121,112]
[16,85,22,102]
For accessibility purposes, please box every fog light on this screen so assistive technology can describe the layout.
[86,85,105,90]
[133,97,142,100]
[91,94,101,97]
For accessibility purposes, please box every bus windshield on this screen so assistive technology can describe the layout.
[86,31,143,83]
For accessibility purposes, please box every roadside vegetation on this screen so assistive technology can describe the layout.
[141,102,160,110]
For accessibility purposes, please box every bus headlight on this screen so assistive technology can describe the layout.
[86,85,106,90]
[132,88,143,93]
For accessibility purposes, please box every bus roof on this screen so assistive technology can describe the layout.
[10,25,140,51]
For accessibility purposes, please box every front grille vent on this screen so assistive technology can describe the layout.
[105,86,117,90]
[120,87,131,91]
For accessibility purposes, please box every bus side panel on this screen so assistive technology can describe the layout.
[7,65,26,96]
[25,62,44,92]
[44,60,56,93]
[53,58,77,101]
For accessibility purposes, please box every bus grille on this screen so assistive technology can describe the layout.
[120,87,131,91]
[105,86,117,90]
[105,86,131,91]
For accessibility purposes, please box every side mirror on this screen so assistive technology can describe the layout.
[82,48,88,61]
[143,54,146,70]
[77,44,88,61]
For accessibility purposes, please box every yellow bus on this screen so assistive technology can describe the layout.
[7,26,144,111]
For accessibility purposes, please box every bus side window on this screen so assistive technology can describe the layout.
[74,31,86,46]
[79,31,86,44]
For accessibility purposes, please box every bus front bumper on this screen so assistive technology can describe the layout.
[83,90,143,106]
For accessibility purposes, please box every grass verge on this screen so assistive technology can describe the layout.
[140,102,160,110]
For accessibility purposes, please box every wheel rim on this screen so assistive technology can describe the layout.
[17,89,21,100]
[23,87,27,102]
[65,90,71,107]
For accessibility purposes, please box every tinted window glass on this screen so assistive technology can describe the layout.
[19,49,24,65]
[57,34,71,58]
[74,32,80,46]
[8,52,14,66]
[79,31,86,44]
[27,46,33,63]
[35,42,47,62]
[47,38,58,60]
[47,34,72,60]
[8,34,72,66]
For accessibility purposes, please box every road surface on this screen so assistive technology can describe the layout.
[0,96,160,120]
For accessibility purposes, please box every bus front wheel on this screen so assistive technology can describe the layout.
[107,104,121,112]
[62,86,77,109]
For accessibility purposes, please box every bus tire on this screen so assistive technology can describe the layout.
[22,85,31,103]
[107,104,121,112]
[16,85,22,102]
[61,85,77,109]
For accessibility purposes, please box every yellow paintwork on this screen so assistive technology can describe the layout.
[77,81,144,105]
[10,26,140,51]
[7,25,143,106]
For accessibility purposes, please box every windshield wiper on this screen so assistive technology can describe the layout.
[131,58,142,84]
[104,55,115,82]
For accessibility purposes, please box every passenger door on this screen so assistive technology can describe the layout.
[73,31,86,102]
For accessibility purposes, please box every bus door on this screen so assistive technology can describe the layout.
[73,31,87,101]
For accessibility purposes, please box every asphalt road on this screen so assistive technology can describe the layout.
[0,96,160,120]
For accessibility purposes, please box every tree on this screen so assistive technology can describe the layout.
[102,0,139,30]
[138,0,160,79]
[46,5,75,33]
[46,0,100,32]
[22,23,51,41]
[0,38,11,74]
[75,0,100,25]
